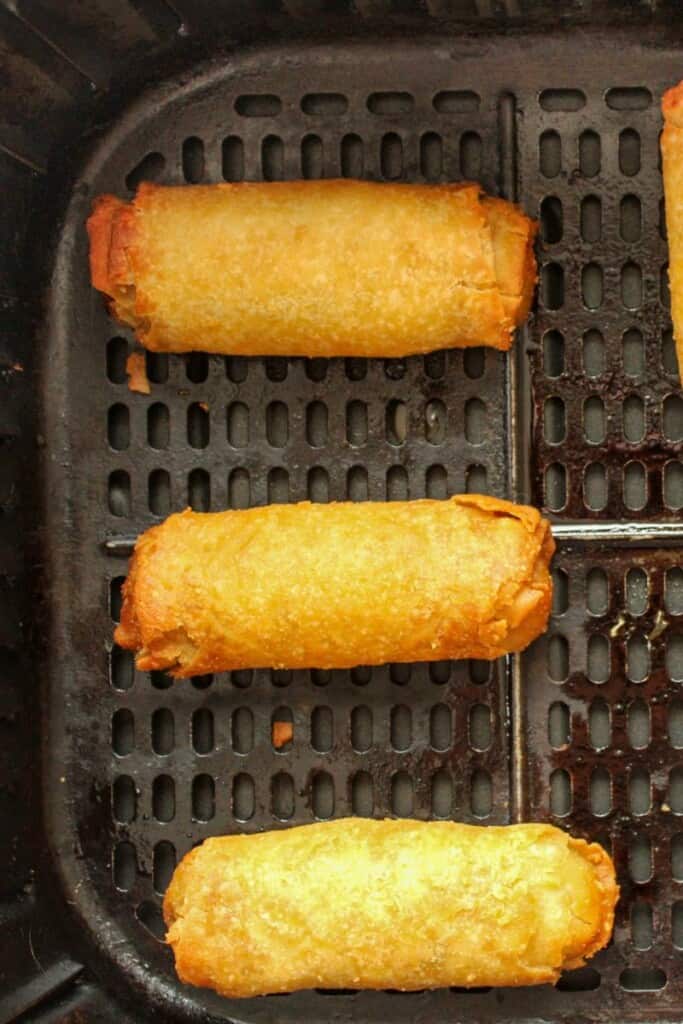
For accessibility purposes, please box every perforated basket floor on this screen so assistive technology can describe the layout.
[40,23,683,1024]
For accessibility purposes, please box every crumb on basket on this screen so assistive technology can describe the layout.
[272,721,294,748]
[126,351,151,395]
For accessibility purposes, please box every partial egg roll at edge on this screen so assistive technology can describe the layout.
[163,818,618,997]
[661,81,683,381]
[114,494,554,676]
[88,180,537,357]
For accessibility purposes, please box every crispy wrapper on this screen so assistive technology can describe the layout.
[163,818,618,997]
[88,180,537,357]
[661,81,683,380]
[115,494,554,676]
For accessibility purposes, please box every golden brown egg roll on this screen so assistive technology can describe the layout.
[87,180,537,356]
[114,494,553,677]
[662,82,683,381]
[163,818,618,996]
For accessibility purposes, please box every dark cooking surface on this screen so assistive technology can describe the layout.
[1,4,683,1023]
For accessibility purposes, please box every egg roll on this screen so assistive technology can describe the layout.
[661,81,683,381]
[163,818,618,997]
[114,494,553,677]
[87,180,537,356]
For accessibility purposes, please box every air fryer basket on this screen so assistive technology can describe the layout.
[1,2,683,1022]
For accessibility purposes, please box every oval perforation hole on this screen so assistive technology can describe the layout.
[352,771,373,816]
[152,708,174,755]
[433,90,479,113]
[631,902,653,950]
[426,464,447,499]
[306,401,328,447]
[272,772,295,820]
[227,401,249,448]
[192,774,215,822]
[148,403,169,449]
[664,395,683,442]
[589,698,610,750]
[549,701,570,748]
[667,635,683,683]
[112,708,134,756]
[126,151,165,192]
[626,567,648,616]
[621,262,642,309]
[351,705,372,752]
[420,132,442,181]
[308,466,329,502]
[623,328,644,376]
[583,329,605,377]
[235,94,281,117]
[544,396,566,444]
[386,400,407,446]
[469,704,491,751]
[583,396,605,445]
[136,901,165,941]
[113,841,136,891]
[111,646,133,692]
[222,136,244,182]
[627,633,650,683]
[108,404,129,450]
[233,773,254,821]
[228,468,250,509]
[113,775,136,823]
[182,136,204,183]
[153,841,175,896]
[188,468,210,511]
[266,401,288,447]
[107,337,128,382]
[620,968,666,992]
[580,195,601,243]
[381,133,403,180]
[541,196,563,244]
[545,463,567,511]
[591,473,616,525]
[619,129,641,176]
[430,703,451,751]
[301,134,323,179]
[624,461,647,511]
[391,771,413,816]
[582,263,603,309]
[431,770,453,819]
[312,771,334,819]
[663,328,678,376]
[301,92,347,115]
[148,470,169,519]
[110,577,124,622]
[187,403,209,449]
[543,330,564,377]
[152,774,175,822]
[368,91,414,114]
[425,399,447,445]
[630,767,651,816]
[540,88,585,111]
[390,705,412,752]
[588,634,610,684]
[666,567,683,615]
[587,568,609,615]
[540,130,561,177]
[548,634,568,682]
[459,132,482,179]
[629,698,650,749]
[192,708,214,754]
[550,768,571,816]
[109,470,131,517]
[262,135,284,181]
[471,769,492,818]
[620,194,641,242]
[579,130,600,178]
[386,465,408,501]
[606,87,651,110]
[232,707,254,754]
[552,568,569,615]
[590,767,611,817]
[311,706,333,753]
[347,465,368,501]
[542,263,564,309]
[630,833,652,882]
[341,134,363,178]
[665,461,683,510]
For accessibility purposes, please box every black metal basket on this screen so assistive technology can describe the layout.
[1,2,682,1022]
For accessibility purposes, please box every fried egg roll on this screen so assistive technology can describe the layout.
[88,180,537,356]
[163,818,618,996]
[115,494,553,677]
[662,82,683,381]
